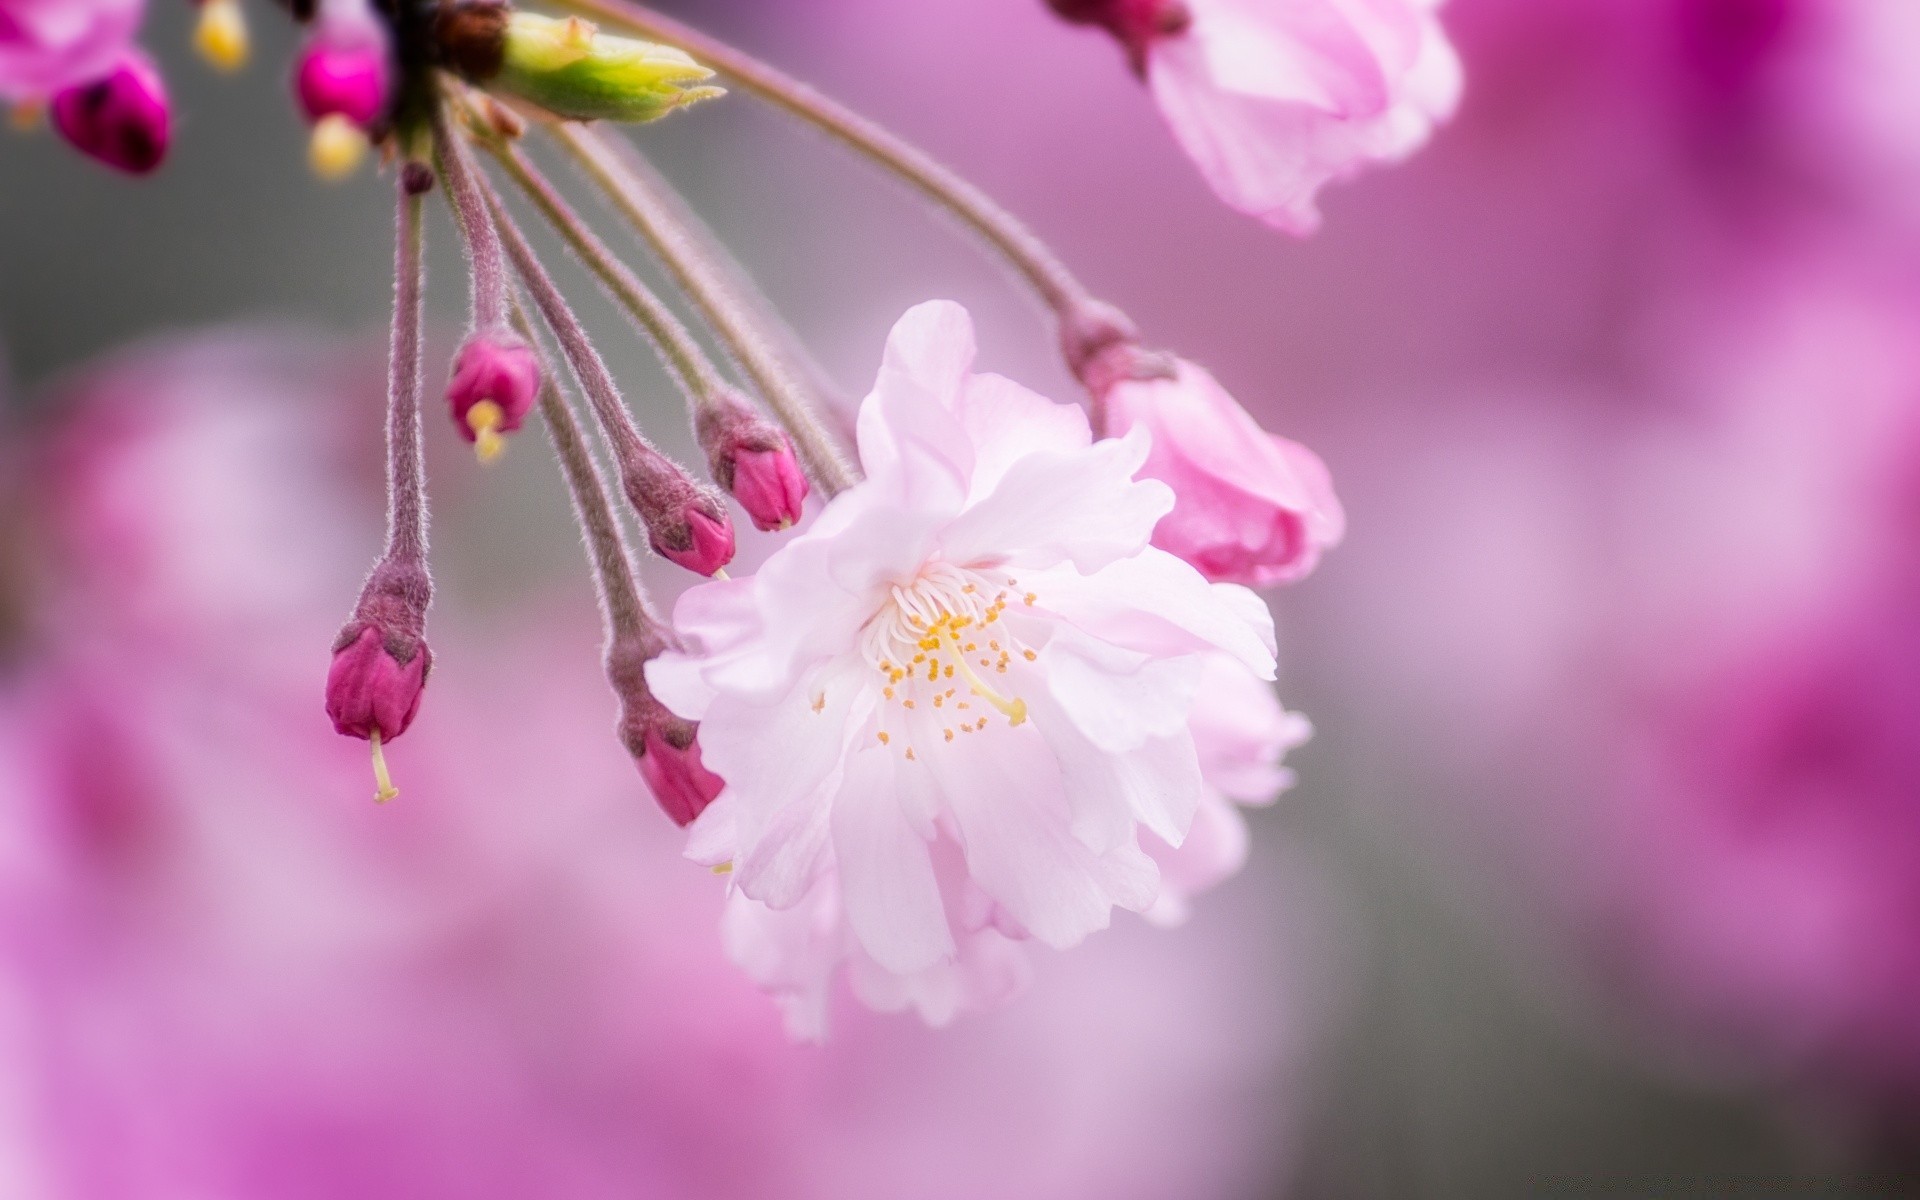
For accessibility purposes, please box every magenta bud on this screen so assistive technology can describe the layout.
[657,502,735,577]
[696,394,809,532]
[446,330,540,459]
[620,446,737,577]
[609,634,725,826]
[325,625,430,741]
[50,52,169,175]
[635,723,725,826]
[294,38,390,126]
[729,446,808,531]
[326,557,432,742]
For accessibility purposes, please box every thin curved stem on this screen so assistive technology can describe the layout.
[481,127,729,409]
[431,100,511,328]
[547,122,856,494]
[511,301,661,648]
[545,0,1099,319]
[385,168,429,565]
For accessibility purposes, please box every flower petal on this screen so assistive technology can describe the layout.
[831,742,956,974]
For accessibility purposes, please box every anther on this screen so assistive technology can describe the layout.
[466,399,508,463]
[194,0,250,72]
[309,112,369,180]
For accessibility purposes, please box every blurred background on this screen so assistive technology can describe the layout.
[6,0,1920,1194]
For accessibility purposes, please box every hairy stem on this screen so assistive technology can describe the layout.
[545,0,1098,319]
[548,122,856,494]
[511,302,660,648]
[482,130,729,409]
[385,166,429,564]
[431,101,512,328]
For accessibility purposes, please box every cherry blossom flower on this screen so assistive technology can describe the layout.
[1052,0,1464,233]
[650,301,1281,1028]
[0,0,143,100]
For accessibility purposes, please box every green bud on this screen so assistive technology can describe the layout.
[495,13,724,123]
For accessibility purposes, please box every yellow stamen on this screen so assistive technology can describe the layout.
[369,729,400,804]
[466,399,508,463]
[712,568,730,581]
[946,628,1028,726]
[193,0,249,72]
[711,860,734,875]
[778,518,794,531]
[309,114,369,181]
[877,731,890,745]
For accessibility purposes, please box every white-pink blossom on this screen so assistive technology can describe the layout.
[1143,0,1463,234]
[650,301,1281,1031]
[718,650,1312,1038]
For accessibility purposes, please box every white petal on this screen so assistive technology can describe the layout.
[918,722,1160,948]
[1030,551,1278,678]
[1042,626,1203,752]
[938,425,1172,573]
[831,743,956,974]
[955,371,1090,499]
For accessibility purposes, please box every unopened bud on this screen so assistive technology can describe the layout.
[696,394,808,531]
[609,635,723,826]
[295,38,390,128]
[489,12,724,123]
[325,624,430,743]
[50,53,169,175]
[326,557,432,802]
[446,330,540,462]
[619,446,737,576]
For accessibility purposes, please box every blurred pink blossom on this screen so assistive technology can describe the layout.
[1053,0,1463,233]
[0,0,142,100]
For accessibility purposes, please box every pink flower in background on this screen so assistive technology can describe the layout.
[0,0,142,100]
[0,330,1325,1198]
[1052,0,1463,233]
[46,48,167,173]
[651,301,1281,1028]
[1097,357,1344,588]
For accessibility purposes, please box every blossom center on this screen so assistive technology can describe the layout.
[858,564,1043,754]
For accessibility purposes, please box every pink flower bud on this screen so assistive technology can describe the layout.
[325,557,432,742]
[294,37,390,127]
[1097,353,1344,589]
[446,330,540,462]
[1046,0,1190,67]
[609,634,725,827]
[696,392,809,531]
[728,446,808,531]
[49,51,167,175]
[325,625,430,741]
[664,502,736,578]
[634,722,725,827]
[620,447,737,577]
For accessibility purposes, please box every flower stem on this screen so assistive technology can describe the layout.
[430,99,510,328]
[385,164,430,565]
[544,0,1099,319]
[511,302,661,649]
[478,125,728,412]
[546,122,856,495]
